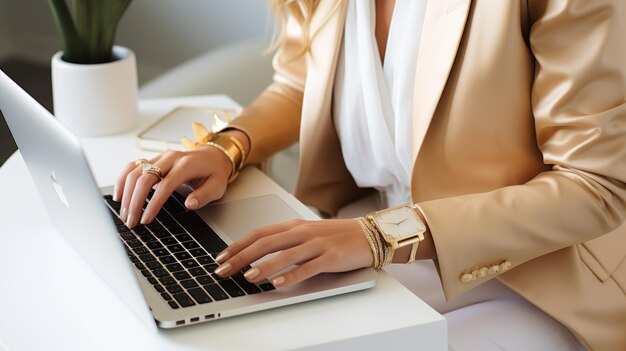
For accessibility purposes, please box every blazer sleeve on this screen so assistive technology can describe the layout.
[228,14,307,165]
[417,0,626,300]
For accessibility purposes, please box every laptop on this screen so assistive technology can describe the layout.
[0,69,377,330]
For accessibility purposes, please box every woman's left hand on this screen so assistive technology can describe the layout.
[214,219,374,288]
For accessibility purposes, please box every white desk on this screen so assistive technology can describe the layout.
[0,96,446,351]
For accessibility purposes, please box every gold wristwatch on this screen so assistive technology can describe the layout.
[367,205,426,264]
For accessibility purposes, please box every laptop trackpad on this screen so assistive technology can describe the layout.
[201,195,301,243]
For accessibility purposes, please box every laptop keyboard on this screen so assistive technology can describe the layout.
[103,190,275,309]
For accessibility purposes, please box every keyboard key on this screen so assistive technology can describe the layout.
[129,255,140,264]
[147,241,164,250]
[152,229,172,239]
[203,283,229,301]
[167,244,185,253]
[259,282,276,292]
[197,256,214,265]
[133,246,148,255]
[154,284,165,293]
[188,288,212,304]
[165,263,184,272]
[193,228,228,252]
[232,273,262,294]
[189,267,206,277]
[133,225,150,236]
[157,212,178,227]
[196,275,214,285]
[105,196,121,213]
[167,284,184,294]
[168,301,179,309]
[163,196,188,215]
[211,273,228,281]
[159,276,176,286]
[173,271,192,280]
[174,252,191,261]
[141,270,152,278]
[168,225,186,235]
[153,269,169,278]
[218,280,245,298]
[139,253,156,262]
[174,212,207,231]
[161,292,172,301]
[116,224,131,233]
[120,232,135,241]
[176,234,193,242]
[159,255,177,265]
[181,259,199,269]
[152,249,169,257]
[147,277,158,285]
[182,241,200,250]
[127,239,143,248]
[203,263,218,273]
[139,234,157,243]
[146,221,165,233]
[161,237,178,246]
[146,261,163,271]
[134,262,146,270]
[180,279,199,289]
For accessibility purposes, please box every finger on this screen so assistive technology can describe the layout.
[126,157,175,228]
[270,256,326,288]
[242,242,322,283]
[185,176,227,210]
[118,156,159,221]
[114,161,139,202]
[215,228,308,277]
[215,219,308,263]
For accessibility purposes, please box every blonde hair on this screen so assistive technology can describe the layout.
[268,0,342,59]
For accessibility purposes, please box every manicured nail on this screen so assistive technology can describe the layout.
[126,214,135,228]
[215,251,229,263]
[272,276,285,287]
[186,198,199,210]
[214,263,231,276]
[120,207,127,222]
[113,187,119,202]
[244,268,260,280]
[140,210,151,225]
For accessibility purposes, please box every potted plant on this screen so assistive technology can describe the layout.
[48,0,138,137]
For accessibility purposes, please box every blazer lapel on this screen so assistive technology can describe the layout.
[411,0,472,160]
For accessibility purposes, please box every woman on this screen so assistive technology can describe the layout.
[116,0,626,349]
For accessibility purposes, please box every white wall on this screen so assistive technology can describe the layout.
[4,0,271,83]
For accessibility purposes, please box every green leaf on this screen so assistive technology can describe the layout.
[48,0,88,63]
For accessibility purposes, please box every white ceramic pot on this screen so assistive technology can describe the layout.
[51,46,139,137]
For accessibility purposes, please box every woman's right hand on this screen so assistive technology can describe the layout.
[113,144,233,228]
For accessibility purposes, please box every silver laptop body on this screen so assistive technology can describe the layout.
[0,69,377,329]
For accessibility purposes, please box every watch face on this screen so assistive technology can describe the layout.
[373,206,425,240]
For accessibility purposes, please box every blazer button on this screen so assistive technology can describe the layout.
[488,265,500,275]
[478,267,489,278]
[460,273,473,283]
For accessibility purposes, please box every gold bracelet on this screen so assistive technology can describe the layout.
[205,133,244,184]
[357,218,379,269]
[361,216,393,269]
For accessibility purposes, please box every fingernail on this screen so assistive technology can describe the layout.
[113,187,119,202]
[272,276,285,287]
[120,207,127,222]
[214,263,231,276]
[126,214,135,228]
[244,268,260,280]
[215,251,229,263]
[186,198,199,210]
[140,210,151,225]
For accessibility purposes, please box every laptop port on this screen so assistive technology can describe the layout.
[205,314,215,320]
[176,320,185,326]
[190,317,199,323]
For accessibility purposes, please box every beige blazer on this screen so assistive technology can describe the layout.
[230,0,626,349]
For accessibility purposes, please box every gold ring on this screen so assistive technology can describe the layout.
[141,163,163,180]
[135,158,150,166]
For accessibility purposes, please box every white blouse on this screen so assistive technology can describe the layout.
[333,0,428,207]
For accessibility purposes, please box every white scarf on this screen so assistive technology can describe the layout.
[334,0,428,207]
